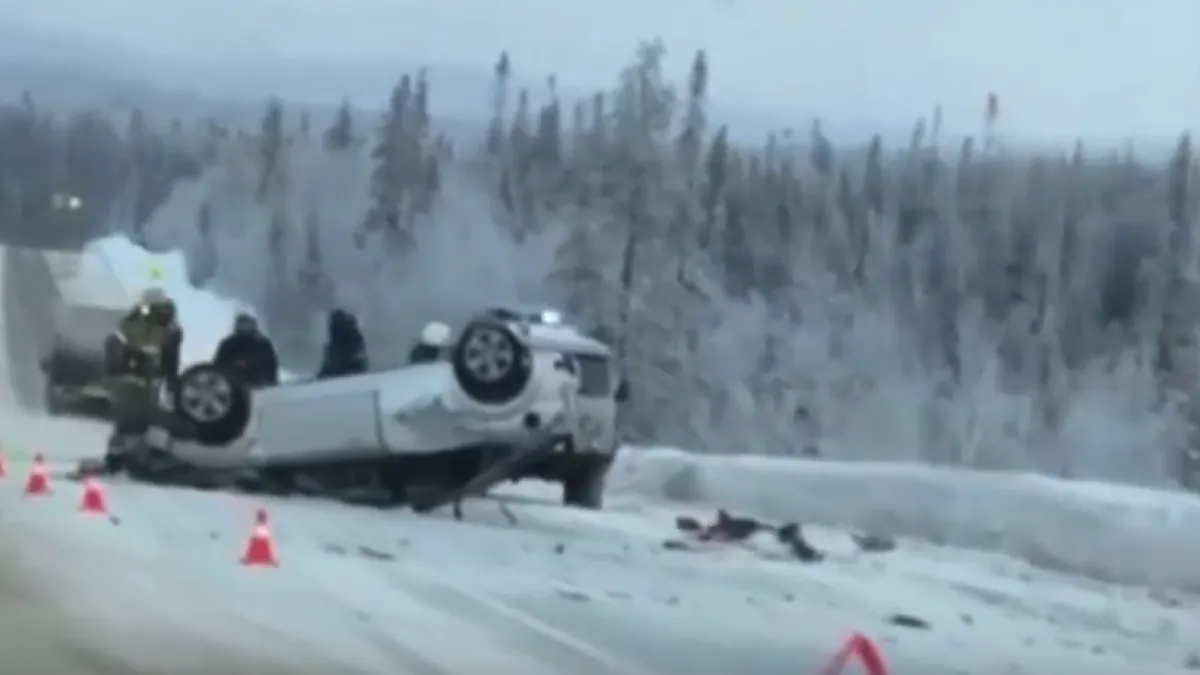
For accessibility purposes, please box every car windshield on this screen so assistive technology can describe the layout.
[572,353,612,396]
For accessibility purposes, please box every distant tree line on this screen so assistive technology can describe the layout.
[0,41,1196,487]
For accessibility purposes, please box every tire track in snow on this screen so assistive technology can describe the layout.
[0,245,362,674]
[395,571,660,675]
[0,506,356,674]
[291,541,657,675]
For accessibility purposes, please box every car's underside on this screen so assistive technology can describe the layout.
[71,432,611,518]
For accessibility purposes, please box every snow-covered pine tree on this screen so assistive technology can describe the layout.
[362,73,432,251]
[189,201,218,287]
[257,98,286,201]
[500,87,536,240]
[362,76,411,248]
[485,52,511,157]
[324,98,356,152]
[298,205,333,310]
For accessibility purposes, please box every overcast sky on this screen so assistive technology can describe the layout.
[2,0,1197,144]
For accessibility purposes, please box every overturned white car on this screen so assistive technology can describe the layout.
[100,308,624,510]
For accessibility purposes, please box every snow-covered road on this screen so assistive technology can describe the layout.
[2,428,1197,674]
[2,240,1199,674]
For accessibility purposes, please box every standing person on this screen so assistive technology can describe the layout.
[102,287,183,471]
[213,313,280,388]
[317,309,368,378]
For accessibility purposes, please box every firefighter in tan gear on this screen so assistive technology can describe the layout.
[102,288,183,468]
[104,288,182,379]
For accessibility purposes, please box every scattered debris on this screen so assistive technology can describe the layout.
[886,613,931,630]
[776,522,823,562]
[851,533,896,553]
[410,441,557,525]
[357,546,396,561]
[554,588,590,602]
[322,542,396,561]
[669,509,896,563]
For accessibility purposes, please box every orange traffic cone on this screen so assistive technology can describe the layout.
[241,508,278,567]
[24,454,50,496]
[78,476,108,515]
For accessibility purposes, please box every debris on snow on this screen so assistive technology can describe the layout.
[886,613,931,630]
[554,588,590,603]
[357,546,396,562]
[669,509,896,563]
[851,533,897,553]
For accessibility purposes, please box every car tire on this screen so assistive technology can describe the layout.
[562,456,611,509]
[451,319,533,405]
[173,363,253,447]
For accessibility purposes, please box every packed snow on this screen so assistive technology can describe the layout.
[2,238,1199,673]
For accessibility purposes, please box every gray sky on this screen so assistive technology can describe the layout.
[2,0,1197,144]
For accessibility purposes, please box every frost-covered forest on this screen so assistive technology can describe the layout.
[0,43,1197,488]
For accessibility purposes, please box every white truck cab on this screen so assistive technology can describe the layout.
[40,250,135,415]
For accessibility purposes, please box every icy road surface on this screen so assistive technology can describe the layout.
[1,237,1198,673]
[1,418,1198,674]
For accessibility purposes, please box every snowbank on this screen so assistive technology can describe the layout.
[612,448,1200,591]
[80,235,293,376]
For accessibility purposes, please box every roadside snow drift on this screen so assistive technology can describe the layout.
[612,448,1200,591]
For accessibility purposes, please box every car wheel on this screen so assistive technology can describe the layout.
[173,364,252,447]
[562,456,611,509]
[451,320,532,405]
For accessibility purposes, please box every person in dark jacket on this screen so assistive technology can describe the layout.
[317,308,368,378]
[214,313,279,388]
